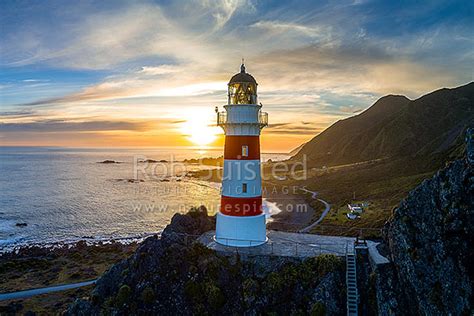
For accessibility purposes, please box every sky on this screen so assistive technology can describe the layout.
[0,0,473,151]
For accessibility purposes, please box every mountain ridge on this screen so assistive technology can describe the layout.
[292,82,474,167]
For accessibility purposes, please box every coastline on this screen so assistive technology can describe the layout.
[1,174,315,253]
[263,185,316,232]
[0,232,156,255]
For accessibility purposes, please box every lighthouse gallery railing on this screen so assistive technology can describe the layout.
[217,111,268,128]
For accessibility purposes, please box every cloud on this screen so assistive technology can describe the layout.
[0,110,37,118]
[0,119,156,133]
[250,20,329,40]
[200,0,255,30]
[1,0,472,148]
[139,65,182,76]
[266,121,322,135]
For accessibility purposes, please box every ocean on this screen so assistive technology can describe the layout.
[0,147,287,251]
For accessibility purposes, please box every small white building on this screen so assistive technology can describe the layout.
[348,204,364,214]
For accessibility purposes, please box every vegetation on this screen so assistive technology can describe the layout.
[293,83,473,167]
[0,241,137,313]
[141,286,155,304]
[310,301,326,316]
[116,284,132,306]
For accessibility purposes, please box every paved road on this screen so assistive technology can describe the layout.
[0,280,96,301]
[298,188,331,233]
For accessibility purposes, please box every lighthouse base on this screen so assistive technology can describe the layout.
[215,212,267,247]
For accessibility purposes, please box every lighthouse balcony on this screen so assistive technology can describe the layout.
[217,111,227,126]
[259,111,268,128]
[217,111,268,129]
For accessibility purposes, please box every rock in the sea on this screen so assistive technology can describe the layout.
[137,159,167,163]
[15,222,27,227]
[98,160,121,164]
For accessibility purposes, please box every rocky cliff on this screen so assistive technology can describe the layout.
[380,128,473,315]
[67,206,345,315]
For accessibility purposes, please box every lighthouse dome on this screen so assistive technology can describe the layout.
[228,64,257,85]
[228,63,258,104]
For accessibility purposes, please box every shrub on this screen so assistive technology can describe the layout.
[141,286,155,304]
[429,281,443,309]
[121,268,129,277]
[205,282,225,309]
[184,280,204,303]
[90,292,101,305]
[116,284,132,306]
[242,278,258,300]
[310,301,326,316]
[314,254,341,276]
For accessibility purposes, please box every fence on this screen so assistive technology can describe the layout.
[169,231,350,258]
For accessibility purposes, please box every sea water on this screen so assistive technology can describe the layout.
[0,147,287,250]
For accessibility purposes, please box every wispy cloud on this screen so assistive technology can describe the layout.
[1,0,472,149]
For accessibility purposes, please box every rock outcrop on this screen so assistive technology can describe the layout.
[67,206,345,315]
[380,128,473,315]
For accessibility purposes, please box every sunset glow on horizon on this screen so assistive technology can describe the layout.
[1,1,472,152]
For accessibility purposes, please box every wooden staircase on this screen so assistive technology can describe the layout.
[346,242,358,316]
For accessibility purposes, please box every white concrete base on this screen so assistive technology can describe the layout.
[215,212,267,247]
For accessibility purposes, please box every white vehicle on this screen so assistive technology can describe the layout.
[346,212,358,220]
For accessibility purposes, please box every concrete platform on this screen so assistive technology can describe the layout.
[199,230,356,258]
[366,241,390,265]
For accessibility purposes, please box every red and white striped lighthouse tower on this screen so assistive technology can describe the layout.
[215,63,268,247]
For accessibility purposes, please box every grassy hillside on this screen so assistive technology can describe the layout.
[279,83,474,237]
[293,82,474,167]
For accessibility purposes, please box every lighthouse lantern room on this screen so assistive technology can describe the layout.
[215,63,268,247]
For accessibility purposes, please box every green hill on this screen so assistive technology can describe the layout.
[292,82,474,167]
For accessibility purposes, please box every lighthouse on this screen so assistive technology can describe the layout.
[215,63,268,247]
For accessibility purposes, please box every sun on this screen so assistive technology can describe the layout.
[180,110,220,147]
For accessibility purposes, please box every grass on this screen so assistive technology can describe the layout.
[0,242,138,313]
[268,154,448,238]
[297,158,440,238]
[0,285,94,314]
[0,242,137,293]
[186,153,448,237]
